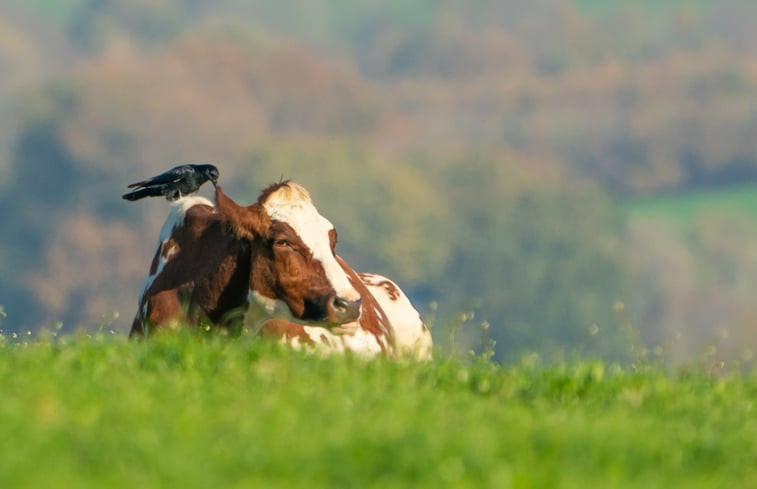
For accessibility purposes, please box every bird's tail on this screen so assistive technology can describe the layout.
[122,186,165,201]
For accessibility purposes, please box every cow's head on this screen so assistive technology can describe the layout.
[215,182,361,325]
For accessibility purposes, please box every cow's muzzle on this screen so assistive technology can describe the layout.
[328,296,362,324]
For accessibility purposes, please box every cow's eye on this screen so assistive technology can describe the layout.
[274,238,290,249]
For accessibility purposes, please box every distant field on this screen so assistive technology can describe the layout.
[10,0,717,27]
[4,0,78,21]
[1,332,755,488]
[576,0,714,15]
[625,183,757,232]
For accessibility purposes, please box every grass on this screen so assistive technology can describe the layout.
[4,0,83,22]
[626,183,757,233]
[1,331,756,488]
[576,0,716,16]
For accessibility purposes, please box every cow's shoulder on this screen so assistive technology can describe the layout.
[358,273,432,360]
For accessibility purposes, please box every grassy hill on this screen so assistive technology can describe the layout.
[1,332,755,488]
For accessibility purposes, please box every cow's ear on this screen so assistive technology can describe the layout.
[215,185,271,239]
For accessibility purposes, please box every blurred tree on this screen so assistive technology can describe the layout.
[431,154,631,360]
[68,0,202,53]
[0,111,82,329]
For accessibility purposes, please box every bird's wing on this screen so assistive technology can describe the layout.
[122,185,169,201]
[127,165,191,188]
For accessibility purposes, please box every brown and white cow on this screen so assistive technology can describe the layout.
[130,181,432,359]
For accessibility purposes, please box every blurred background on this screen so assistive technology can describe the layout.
[2,0,757,365]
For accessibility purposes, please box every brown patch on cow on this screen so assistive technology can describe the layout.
[145,289,186,326]
[381,281,400,301]
[130,200,252,337]
[320,334,330,345]
[260,319,316,346]
[339,257,394,352]
[328,229,337,253]
[359,273,401,301]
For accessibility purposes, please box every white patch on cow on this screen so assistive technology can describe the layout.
[262,184,360,302]
[302,325,383,357]
[289,336,303,350]
[163,242,179,261]
[138,196,215,304]
[360,273,433,360]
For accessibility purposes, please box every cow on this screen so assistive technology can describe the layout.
[130,181,432,360]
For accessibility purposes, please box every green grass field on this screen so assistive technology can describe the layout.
[576,0,715,15]
[626,183,757,232]
[1,332,756,488]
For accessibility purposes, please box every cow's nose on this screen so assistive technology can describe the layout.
[331,296,361,323]
[333,295,360,310]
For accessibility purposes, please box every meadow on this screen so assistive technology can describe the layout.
[1,330,756,488]
[626,183,757,234]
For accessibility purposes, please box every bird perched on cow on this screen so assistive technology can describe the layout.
[122,164,220,201]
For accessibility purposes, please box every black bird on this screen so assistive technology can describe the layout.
[122,164,220,201]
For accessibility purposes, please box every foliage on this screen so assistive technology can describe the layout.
[0,333,756,488]
[431,156,630,360]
